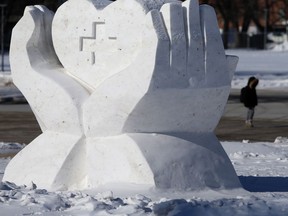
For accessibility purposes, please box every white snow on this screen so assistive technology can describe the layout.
[227,49,288,90]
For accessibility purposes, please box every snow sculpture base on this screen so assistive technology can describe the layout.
[5,132,239,190]
[87,133,239,190]
[4,0,241,191]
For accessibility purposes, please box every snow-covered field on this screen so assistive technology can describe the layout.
[1,49,288,215]
[227,49,288,90]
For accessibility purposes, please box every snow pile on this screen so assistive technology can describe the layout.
[0,183,152,215]
[0,142,24,150]
[0,73,25,102]
[0,73,13,87]
[0,142,24,156]
[152,197,276,216]
[271,40,288,52]
[0,181,284,216]
[274,136,288,144]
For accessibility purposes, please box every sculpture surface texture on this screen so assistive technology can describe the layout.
[4,0,241,191]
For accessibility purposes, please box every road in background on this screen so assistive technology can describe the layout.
[216,89,288,142]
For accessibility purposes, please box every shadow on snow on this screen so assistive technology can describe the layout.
[239,176,288,192]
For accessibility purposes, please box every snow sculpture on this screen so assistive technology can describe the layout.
[4,0,241,191]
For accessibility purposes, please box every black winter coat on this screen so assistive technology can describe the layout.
[241,86,258,108]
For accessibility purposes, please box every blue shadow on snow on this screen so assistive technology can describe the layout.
[239,176,288,192]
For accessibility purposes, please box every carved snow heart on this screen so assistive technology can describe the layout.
[52,0,150,92]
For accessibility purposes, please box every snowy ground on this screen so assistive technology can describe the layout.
[1,49,288,215]
[227,49,288,90]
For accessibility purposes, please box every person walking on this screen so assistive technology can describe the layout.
[240,76,259,127]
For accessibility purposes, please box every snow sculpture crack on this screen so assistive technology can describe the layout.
[4,0,241,191]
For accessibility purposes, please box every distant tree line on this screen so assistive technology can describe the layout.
[196,0,288,48]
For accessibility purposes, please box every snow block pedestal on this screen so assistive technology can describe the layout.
[4,0,241,191]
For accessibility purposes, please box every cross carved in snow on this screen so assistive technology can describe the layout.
[80,22,118,65]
